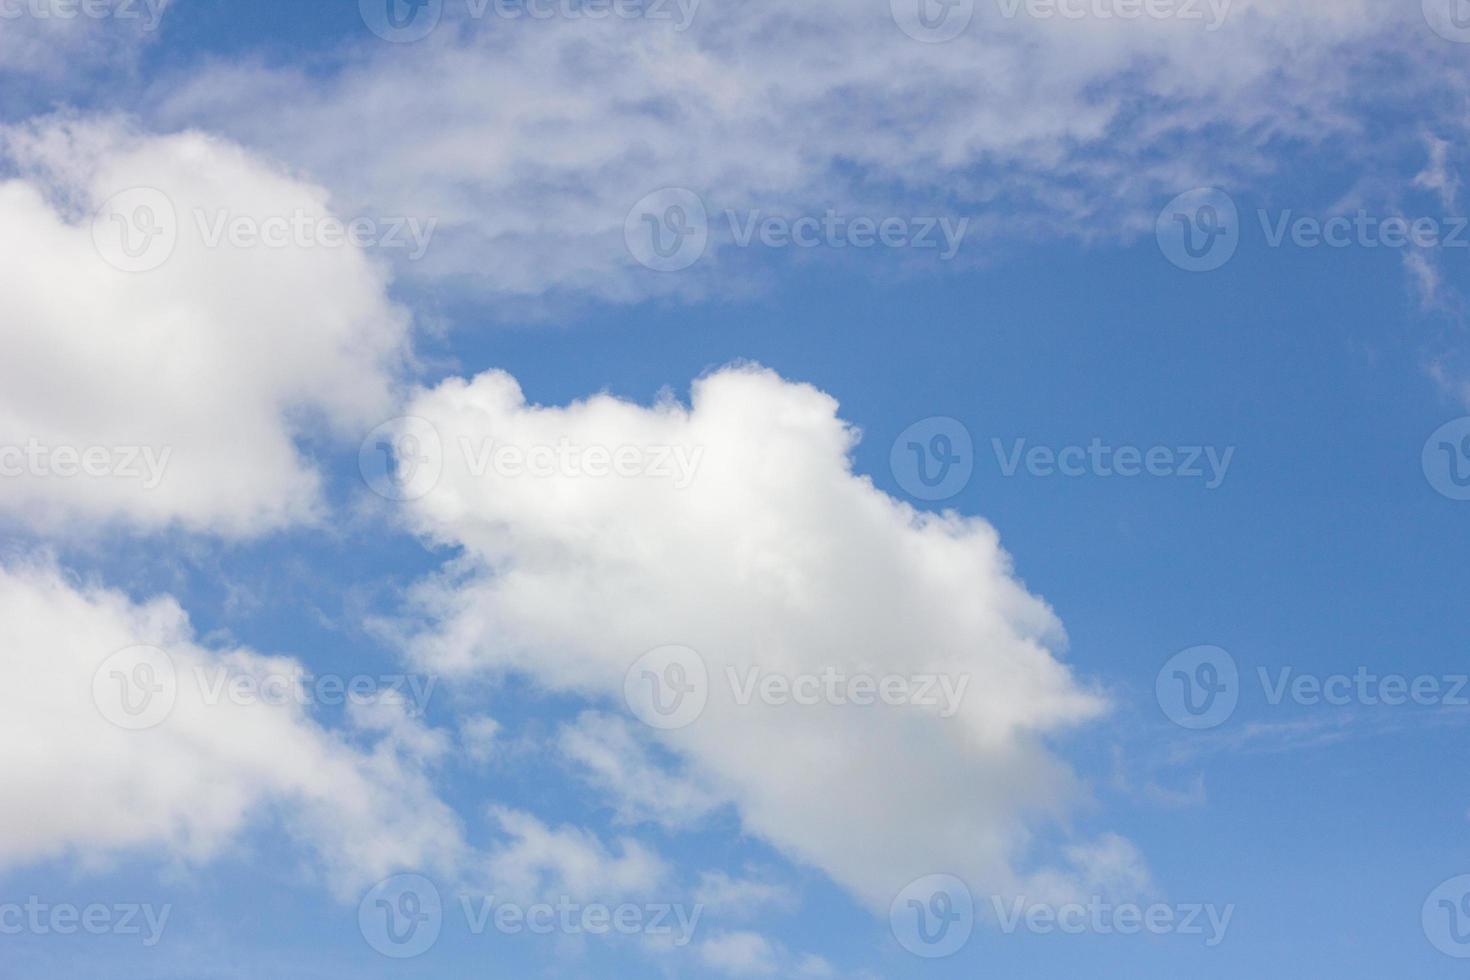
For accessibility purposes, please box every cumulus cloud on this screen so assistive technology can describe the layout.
[696,927,834,978]
[0,115,410,535]
[698,930,780,976]
[693,870,797,919]
[151,0,1431,305]
[0,560,463,896]
[480,805,669,902]
[0,0,171,83]
[395,363,1120,909]
[558,711,724,828]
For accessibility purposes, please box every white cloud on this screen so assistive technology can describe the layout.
[458,713,502,764]
[793,953,837,977]
[699,930,780,976]
[693,870,796,919]
[0,115,410,535]
[481,805,669,903]
[397,363,1124,909]
[0,0,171,80]
[152,0,1428,305]
[559,711,724,828]
[0,559,464,896]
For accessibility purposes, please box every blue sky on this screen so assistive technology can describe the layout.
[2,1,1470,978]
